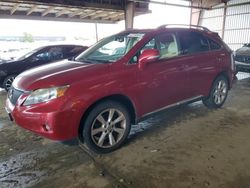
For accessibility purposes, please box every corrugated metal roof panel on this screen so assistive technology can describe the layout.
[0,0,149,23]
[200,0,250,50]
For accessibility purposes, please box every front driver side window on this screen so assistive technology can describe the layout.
[129,33,180,64]
[35,51,50,61]
[48,47,64,61]
[157,34,179,59]
[129,38,156,64]
[35,47,64,62]
[141,38,156,52]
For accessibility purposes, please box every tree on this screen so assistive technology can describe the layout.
[20,32,34,42]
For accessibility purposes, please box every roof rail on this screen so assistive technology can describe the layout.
[157,24,210,32]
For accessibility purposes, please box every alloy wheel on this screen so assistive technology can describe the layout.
[213,80,227,105]
[90,108,126,148]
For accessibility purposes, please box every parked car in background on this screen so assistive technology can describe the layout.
[0,44,87,91]
[6,25,234,153]
[234,43,250,73]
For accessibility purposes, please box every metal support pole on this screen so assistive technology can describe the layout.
[221,2,227,40]
[95,22,98,42]
[198,9,204,26]
[125,1,135,29]
[190,1,201,25]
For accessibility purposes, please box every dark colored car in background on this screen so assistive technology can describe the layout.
[0,44,87,91]
[234,43,250,73]
[6,26,234,153]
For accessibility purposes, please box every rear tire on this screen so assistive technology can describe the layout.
[80,100,131,154]
[3,75,16,91]
[202,75,229,109]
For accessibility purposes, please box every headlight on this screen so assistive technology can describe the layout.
[23,85,69,106]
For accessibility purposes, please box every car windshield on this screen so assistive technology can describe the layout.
[75,32,145,63]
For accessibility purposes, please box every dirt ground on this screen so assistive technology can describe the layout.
[1,75,250,188]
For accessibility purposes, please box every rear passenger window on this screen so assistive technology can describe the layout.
[179,32,209,54]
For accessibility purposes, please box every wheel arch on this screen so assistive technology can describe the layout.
[3,74,17,91]
[203,71,230,108]
[78,94,137,141]
[208,71,230,93]
[215,71,230,88]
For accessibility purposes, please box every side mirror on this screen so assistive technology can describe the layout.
[138,49,160,70]
[68,56,75,61]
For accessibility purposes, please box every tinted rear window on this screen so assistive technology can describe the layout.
[179,31,209,55]
[208,39,221,50]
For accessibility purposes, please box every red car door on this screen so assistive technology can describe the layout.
[135,33,190,116]
[178,31,222,97]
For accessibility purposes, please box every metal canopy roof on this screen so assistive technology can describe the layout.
[0,0,230,23]
[0,0,150,23]
[191,0,230,9]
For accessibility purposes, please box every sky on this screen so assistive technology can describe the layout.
[0,0,191,46]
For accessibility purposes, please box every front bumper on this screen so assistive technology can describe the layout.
[5,105,13,121]
[235,61,250,73]
[5,96,81,141]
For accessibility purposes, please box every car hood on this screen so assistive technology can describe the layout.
[13,60,108,91]
[0,59,20,65]
[236,47,250,56]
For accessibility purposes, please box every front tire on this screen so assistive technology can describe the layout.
[3,75,16,91]
[202,75,229,109]
[80,101,131,154]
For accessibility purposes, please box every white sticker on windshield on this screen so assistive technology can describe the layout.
[127,33,145,38]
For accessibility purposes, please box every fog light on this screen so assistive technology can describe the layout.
[43,124,51,132]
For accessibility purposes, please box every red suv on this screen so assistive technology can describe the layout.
[5,25,234,153]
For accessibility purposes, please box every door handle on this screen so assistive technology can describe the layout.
[217,57,222,62]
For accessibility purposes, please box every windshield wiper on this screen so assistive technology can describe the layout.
[92,59,111,63]
[75,57,111,64]
[75,58,99,64]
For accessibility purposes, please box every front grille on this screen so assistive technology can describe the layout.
[235,55,250,63]
[8,87,24,105]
